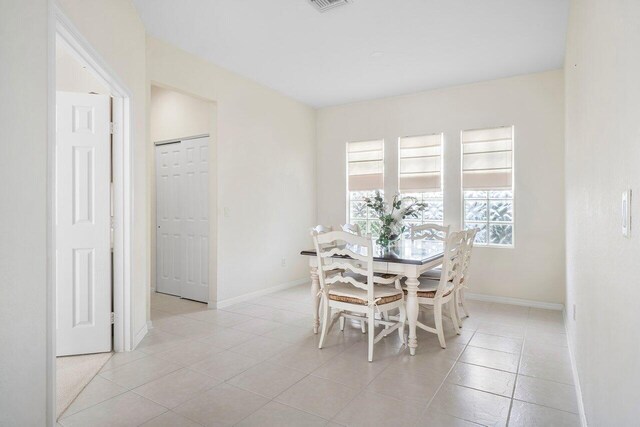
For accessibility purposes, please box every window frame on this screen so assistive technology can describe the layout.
[460,126,515,248]
[397,133,445,230]
[345,140,385,236]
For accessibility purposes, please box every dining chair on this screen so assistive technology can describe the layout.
[340,222,401,332]
[409,223,450,242]
[410,223,450,280]
[400,230,466,348]
[313,230,406,362]
[311,225,367,333]
[418,227,477,326]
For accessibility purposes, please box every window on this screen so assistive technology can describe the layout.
[462,126,514,247]
[398,134,444,232]
[347,139,384,236]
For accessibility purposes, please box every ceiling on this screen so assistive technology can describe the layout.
[133,0,569,108]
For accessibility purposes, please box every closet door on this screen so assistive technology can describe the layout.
[181,136,209,302]
[155,142,185,297]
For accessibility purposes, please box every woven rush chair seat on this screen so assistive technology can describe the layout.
[327,283,403,306]
[401,277,454,298]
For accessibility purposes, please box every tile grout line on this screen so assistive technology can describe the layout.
[324,329,396,422]
[224,323,365,425]
[505,312,528,427]
[58,380,130,422]
[417,321,479,424]
[68,291,574,426]
[60,389,172,426]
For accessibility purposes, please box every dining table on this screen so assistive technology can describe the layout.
[300,238,445,356]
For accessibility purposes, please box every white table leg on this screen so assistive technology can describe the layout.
[405,273,420,356]
[310,267,320,334]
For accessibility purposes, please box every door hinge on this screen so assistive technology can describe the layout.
[110,312,115,324]
[110,122,119,134]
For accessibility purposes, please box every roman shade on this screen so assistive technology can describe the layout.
[398,133,442,192]
[347,139,384,191]
[461,126,513,190]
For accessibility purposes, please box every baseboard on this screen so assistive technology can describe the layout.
[133,323,149,349]
[214,277,309,309]
[564,309,588,426]
[465,292,564,311]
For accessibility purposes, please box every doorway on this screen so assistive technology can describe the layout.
[50,7,135,422]
[155,135,210,302]
[149,84,216,305]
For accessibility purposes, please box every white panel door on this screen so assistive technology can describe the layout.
[155,143,185,297]
[56,92,112,356]
[181,137,209,302]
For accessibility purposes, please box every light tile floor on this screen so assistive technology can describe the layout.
[58,285,580,426]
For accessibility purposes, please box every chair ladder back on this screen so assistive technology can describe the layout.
[435,230,466,298]
[310,224,333,236]
[460,228,477,281]
[341,223,363,236]
[410,223,451,242]
[313,231,374,296]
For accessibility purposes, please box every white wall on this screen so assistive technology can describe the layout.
[565,1,640,424]
[150,85,213,142]
[149,85,216,301]
[147,37,316,304]
[56,0,149,344]
[56,44,109,94]
[317,70,565,304]
[0,1,50,424]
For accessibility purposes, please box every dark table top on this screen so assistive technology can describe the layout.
[300,238,445,265]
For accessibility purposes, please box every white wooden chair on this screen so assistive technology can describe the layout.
[313,230,406,362]
[400,230,466,348]
[311,225,367,333]
[410,223,450,280]
[417,227,477,326]
[409,223,450,242]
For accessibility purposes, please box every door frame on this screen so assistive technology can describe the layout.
[154,134,210,302]
[47,4,135,424]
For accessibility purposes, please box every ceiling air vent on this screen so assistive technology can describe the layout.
[309,0,349,12]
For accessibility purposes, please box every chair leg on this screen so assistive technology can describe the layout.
[434,302,446,349]
[453,291,462,327]
[318,297,330,349]
[339,316,345,331]
[368,311,375,362]
[449,300,461,335]
[397,304,407,344]
[361,319,366,333]
[460,289,470,318]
